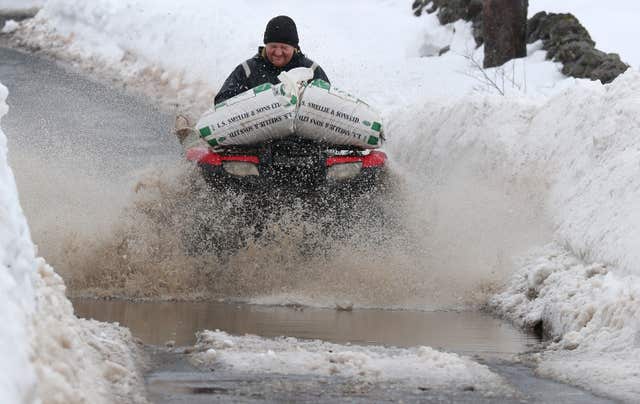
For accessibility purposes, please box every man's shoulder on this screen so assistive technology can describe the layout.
[238,54,260,68]
[231,54,263,78]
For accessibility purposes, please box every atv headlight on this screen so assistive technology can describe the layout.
[327,162,362,180]
[222,161,259,176]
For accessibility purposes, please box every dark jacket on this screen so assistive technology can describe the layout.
[214,47,330,105]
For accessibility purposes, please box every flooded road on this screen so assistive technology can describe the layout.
[73,299,539,354]
[73,300,614,403]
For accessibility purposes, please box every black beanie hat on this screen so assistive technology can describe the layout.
[263,15,299,48]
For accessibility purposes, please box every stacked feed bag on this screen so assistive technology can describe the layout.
[196,82,298,147]
[197,68,384,149]
[295,80,383,149]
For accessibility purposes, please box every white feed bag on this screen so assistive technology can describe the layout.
[197,68,313,147]
[295,80,384,149]
[196,82,298,147]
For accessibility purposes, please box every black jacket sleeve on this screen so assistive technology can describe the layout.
[214,64,250,105]
[312,65,330,84]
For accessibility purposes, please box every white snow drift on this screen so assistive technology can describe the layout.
[4,0,640,401]
[0,84,147,402]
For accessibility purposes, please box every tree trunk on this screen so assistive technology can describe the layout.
[483,0,528,68]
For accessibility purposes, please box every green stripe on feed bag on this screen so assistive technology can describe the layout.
[290,95,297,105]
[371,122,382,132]
[214,102,227,110]
[367,136,379,146]
[207,137,219,146]
[253,83,272,94]
[362,120,371,127]
[199,126,212,137]
[311,79,331,90]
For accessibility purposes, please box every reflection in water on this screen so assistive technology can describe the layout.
[73,299,538,355]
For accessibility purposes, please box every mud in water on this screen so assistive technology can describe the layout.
[59,164,442,307]
[51,155,549,310]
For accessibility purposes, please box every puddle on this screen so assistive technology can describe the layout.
[72,299,538,355]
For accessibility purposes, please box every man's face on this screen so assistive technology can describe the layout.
[265,42,295,67]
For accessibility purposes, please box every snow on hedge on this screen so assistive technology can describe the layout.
[0,84,146,402]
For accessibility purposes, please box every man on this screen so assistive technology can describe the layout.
[214,15,330,104]
[175,15,329,143]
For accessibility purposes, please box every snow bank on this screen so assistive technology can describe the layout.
[190,330,514,395]
[0,84,147,402]
[392,71,640,276]
[390,71,640,401]
[0,80,37,404]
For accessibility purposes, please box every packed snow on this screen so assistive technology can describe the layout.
[190,330,515,395]
[3,0,640,402]
[0,79,36,404]
[1,84,147,402]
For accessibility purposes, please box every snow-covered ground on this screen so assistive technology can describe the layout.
[3,0,640,402]
[1,83,146,402]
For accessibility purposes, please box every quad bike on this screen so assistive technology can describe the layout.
[176,117,389,256]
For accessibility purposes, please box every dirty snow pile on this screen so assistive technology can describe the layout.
[190,330,514,395]
[491,248,640,402]
[0,84,147,403]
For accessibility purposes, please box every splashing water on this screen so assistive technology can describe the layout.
[43,148,550,310]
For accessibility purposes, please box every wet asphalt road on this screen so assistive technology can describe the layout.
[0,45,179,173]
[145,348,616,404]
[0,41,619,403]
